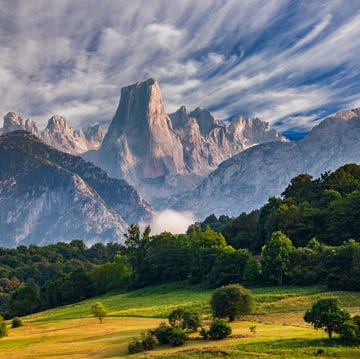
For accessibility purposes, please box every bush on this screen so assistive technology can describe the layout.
[168,308,184,327]
[153,322,173,344]
[340,319,359,345]
[210,284,254,321]
[200,326,209,340]
[11,317,23,328]
[168,327,187,346]
[208,318,232,339]
[182,312,201,332]
[128,339,143,354]
[0,315,8,338]
[141,331,157,350]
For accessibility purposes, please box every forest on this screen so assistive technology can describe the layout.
[0,163,359,319]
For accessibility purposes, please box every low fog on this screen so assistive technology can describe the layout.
[150,209,195,235]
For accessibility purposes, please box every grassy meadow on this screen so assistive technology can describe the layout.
[1,284,360,358]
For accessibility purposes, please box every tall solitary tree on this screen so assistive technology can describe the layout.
[91,301,108,323]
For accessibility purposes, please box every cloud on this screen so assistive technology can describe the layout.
[150,209,195,235]
[0,0,359,134]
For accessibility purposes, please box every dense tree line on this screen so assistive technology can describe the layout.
[212,164,360,252]
[1,164,360,319]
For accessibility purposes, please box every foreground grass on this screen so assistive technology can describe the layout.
[2,284,360,358]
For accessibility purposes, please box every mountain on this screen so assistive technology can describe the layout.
[170,106,285,174]
[0,131,151,247]
[89,79,286,206]
[0,112,104,155]
[172,108,360,219]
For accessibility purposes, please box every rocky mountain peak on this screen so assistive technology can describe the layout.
[3,112,24,133]
[24,119,40,137]
[189,107,218,136]
[85,124,105,145]
[170,106,188,129]
[46,115,67,132]
[100,78,185,181]
[334,107,360,120]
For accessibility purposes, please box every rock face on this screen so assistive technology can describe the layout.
[0,131,152,247]
[99,79,185,181]
[170,106,286,174]
[0,113,104,155]
[92,79,286,205]
[173,108,360,219]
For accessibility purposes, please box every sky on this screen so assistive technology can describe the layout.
[1,0,360,139]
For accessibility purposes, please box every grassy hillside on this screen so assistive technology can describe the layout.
[1,284,360,358]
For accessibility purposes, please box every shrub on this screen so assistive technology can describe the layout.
[153,322,173,344]
[208,318,232,339]
[182,312,201,332]
[0,315,8,338]
[168,308,185,327]
[249,325,257,334]
[340,319,359,345]
[128,339,143,354]
[11,317,23,328]
[210,284,254,321]
[141,331,157,350]
[200,326,209,340]
[168,327,187,346]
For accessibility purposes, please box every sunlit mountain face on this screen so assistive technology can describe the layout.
[0,1,359,136]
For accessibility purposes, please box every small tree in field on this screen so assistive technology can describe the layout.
[304,298,350,339]
[91,301,108,323]
[210,284,254,322]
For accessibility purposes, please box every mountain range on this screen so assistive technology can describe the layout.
[172,108,360,218]
[1,78,360,246]
[0,112,104,155]
[86,78,286,206]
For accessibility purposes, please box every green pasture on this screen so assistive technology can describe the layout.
[1,284,359,358]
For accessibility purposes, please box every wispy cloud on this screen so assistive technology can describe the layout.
[0,0,359,134]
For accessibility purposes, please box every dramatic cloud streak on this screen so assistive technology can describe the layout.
[0,0,359,137]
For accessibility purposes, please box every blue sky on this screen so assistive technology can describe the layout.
[1,0,360,138]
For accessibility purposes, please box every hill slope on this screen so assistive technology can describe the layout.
[0,131,151,247]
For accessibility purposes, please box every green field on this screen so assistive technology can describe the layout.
[1,284,360,358]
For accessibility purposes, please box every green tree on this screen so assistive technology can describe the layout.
[124,224,151,285]
[208,248,251,287]
[304,298,350,339]
[90,254,131,294]
[0,315,8,338]
[91,301,108,323]
[10,283,40,316]
[261,231,294,285]
[210,284,254,322]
